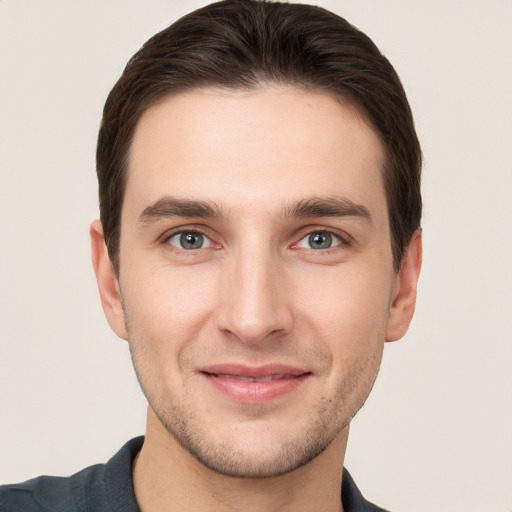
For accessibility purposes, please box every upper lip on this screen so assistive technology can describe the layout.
[200,363,310,379]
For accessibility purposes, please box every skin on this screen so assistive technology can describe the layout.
[91,86,422,512]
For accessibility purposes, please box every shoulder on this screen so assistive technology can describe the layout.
[0,464,104,512]
[0,437,143,512]
[0,473,83,512]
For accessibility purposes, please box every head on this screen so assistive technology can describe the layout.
[96,0,421,275]
[92,0,422,479]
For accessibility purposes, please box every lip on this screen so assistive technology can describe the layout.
[199,364,311,404]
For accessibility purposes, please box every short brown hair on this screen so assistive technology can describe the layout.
[96,0,421,272]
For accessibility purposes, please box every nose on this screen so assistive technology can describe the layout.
[216,244,293,346]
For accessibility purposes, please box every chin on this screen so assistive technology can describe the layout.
[152,402,344,479]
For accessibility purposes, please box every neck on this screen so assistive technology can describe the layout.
[133,407,348,512]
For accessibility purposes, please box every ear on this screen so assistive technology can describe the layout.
[90,220,128,340]
[385,229,422,342]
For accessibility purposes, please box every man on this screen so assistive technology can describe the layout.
[0,0,422,510]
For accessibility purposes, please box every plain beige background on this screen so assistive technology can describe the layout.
[1,1,511,510]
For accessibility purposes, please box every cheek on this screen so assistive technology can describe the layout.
[295,265,392,356]
[120,264,218,356]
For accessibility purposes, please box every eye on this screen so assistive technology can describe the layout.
[167,231,212,250]
[296,231,342,250]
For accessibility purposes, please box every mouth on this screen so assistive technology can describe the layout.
[210,373,301,382]
[199,364,311,403]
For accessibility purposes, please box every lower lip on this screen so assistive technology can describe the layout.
[201,373,310,403]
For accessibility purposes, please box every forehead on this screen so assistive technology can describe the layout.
[125,87,386,220]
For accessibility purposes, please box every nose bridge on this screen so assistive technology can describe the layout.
[219,236,291,344]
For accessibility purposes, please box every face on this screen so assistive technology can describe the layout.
[92,86,420,478]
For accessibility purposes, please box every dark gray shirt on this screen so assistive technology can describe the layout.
[0,437,389,511]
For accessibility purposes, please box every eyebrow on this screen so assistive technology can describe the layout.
[284,197,372,223]
[137,195,372,226]
[138,197,223,226]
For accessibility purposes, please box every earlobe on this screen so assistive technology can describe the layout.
[385,229,422,342]
[90,220,128,340]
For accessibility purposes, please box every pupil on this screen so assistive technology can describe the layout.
[310,232,331,249]
[181,233,203,249]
